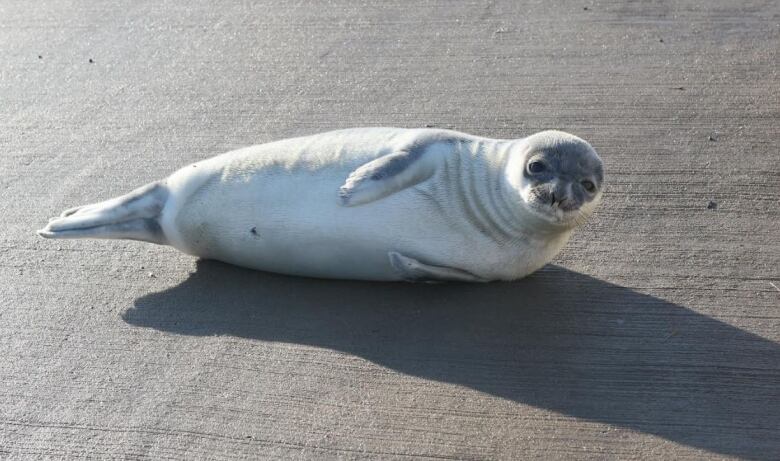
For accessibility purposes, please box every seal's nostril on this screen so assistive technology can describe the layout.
[551,192,557,206]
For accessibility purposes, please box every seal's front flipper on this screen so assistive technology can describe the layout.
[339,144,441,206]
[388,251,487,283]
[37,182,169,245]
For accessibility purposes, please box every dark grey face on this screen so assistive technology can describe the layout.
[521,135,604,224]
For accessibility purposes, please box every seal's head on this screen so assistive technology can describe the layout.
[507,130,604,228]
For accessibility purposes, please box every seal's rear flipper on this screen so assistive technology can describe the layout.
[37,182,169,245]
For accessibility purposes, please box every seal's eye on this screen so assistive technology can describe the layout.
[527,161,545,174]
[582,180,596,192]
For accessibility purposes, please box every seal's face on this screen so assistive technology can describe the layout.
[517,131,604,227]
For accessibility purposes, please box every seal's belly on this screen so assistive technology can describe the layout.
[170,168,475,280]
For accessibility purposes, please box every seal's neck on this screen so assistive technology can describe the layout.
[452,137,575,245]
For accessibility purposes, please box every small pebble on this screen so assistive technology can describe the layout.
[148,272,156,278]
[708,135,716,141]
[707,201,717,210]
[88,58,94,63]
[583,6,589,10]
[659,38,664,43]
[38,55,43,59]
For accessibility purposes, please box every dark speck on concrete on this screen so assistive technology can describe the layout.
[583,7,589,10]
[38,55,43,59]
[659,38,664,43]
[707,201,718,210]
[708,135,716,141]
[250,227,258,236]
[88,58,94,63]
[672,87,685,90]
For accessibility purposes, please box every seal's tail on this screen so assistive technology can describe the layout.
[37,182,169,245]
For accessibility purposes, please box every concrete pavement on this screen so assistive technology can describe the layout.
[1,1,778,459]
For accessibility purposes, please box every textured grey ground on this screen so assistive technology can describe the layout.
[1,0,778,459]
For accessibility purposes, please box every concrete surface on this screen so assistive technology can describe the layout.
[1,0,778,459]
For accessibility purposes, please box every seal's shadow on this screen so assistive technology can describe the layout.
[125,260,778,459]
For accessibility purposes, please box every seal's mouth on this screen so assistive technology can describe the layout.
[528,202,585,225]
[520,193,598,228]
[519,184,601,229]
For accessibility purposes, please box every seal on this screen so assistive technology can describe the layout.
[37,127,604,282]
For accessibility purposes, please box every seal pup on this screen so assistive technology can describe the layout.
[37,128,604,282]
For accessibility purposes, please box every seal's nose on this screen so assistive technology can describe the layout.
[550,181,581,211]
[550,181,568,208]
